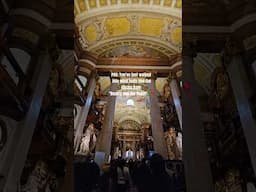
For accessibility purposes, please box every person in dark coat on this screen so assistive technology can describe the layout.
[149,154,173,192]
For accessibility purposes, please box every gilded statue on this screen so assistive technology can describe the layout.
[163,82,173,103]
[176,132,182,160]
[166,128,180,160]
[215,70,229,100]
[94,82,101,98]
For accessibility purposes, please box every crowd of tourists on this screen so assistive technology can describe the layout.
[74,153,185,192]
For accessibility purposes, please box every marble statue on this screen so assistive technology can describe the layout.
[125,149,134,159]
[113,147,119,159]
[79,123,95,155]
[176,132,183,159]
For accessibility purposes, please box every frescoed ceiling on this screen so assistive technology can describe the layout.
[114,96,151,125]
[75,0,182,58]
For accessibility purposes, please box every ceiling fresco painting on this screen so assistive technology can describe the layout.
[101,45,168,58]
[75,0,182,58]
[115,95,151,125]
[78,13,181,56]
[95,39,175,58]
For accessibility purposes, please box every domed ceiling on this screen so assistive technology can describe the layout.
[114,96,151,125]
[75,0,182,58]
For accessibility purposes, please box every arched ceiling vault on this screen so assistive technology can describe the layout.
[75,0,182,59]
[114,95,150,125]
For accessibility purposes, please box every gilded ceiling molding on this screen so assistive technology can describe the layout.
[75,0,182,58]
[87,36,180,55]
[95,61,181,70]
[75,5,181,23]
[117,116,143,125]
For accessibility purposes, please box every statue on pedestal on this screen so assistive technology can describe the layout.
[125,149,134,160]
[176,132,182,160]
[79,123,96,155]
[113,147,120,159]
[139,148,144,159]
[166,128,180,160]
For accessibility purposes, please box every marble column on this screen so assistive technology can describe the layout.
[95,83,118,166]
[0,51,52,191]
[223,40,256,175]
[182,42,214,192]
[149,77,168,159]
[169,74,182,129]
[74,71,96,153]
